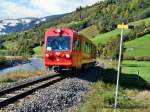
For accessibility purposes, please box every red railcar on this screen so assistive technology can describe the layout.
[43,28,97,72]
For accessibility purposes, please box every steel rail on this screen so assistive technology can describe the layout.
[0,73,66,108]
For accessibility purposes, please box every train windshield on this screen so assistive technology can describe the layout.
[46,36,71,51]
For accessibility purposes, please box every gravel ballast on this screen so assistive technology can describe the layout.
[0,66,102,112]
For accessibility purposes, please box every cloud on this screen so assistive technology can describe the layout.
[0,1,44,19]
[30,0,102,14]
[0,0,101,20]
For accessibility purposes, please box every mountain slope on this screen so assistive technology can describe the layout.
[0,14,65,34]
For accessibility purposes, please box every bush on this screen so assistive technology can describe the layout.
[137,7,150,19]
[142,56,150,61]
[0,56,7,67]
[124,56,150,61]
[123,56,135,60]
[124,31,136,41]
[135,56,150,61]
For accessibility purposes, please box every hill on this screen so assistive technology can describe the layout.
[80,25,99,39]
[124,34,150,58]
[92,17,150,45]
[0,0,150,57]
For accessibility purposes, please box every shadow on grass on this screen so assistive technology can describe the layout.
[76,66,150,110]
[122,63,144,67]
[100,67,150,90]
[78,66,150,90]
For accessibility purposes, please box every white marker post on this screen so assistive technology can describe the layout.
[112,23,134,109]
[114,24,124,109]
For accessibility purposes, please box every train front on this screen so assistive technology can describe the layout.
[44,28,73,72]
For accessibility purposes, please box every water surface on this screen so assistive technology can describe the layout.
[0,58,45,75]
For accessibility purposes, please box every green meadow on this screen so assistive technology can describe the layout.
[122,60,150,83]
[124,34,150,57]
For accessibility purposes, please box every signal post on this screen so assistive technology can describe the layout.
[112,23,134,109]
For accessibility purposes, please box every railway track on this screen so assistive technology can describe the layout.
[0,73,66,108]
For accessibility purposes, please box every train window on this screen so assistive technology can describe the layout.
[89,44,91,53]
[85,42,88,53]
[88,43,90,53]
[84,42,91,54]
[78,39,81,52]
[83,42,85,53]
[47,36,70,51]
[74,39,80,52]
[87,43,89,53]
[91,44,92,53]
[73,40,76,52]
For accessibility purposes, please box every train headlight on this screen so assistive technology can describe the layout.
[57,29,61,33]
[45,53,50,58]
[66,54,70,58]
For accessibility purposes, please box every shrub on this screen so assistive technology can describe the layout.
[0,56,7,67]
[135,57,144,61]
[135,56,150,61]
[123,56,135,60]
[143,56,150,61]
[137,7,150,19]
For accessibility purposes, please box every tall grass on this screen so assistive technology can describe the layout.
[0,70,45,84]
[77,60,150,112]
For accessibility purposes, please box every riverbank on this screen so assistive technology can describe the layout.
[0,70,46,84]
[0,57,44,76]
[0,56,30,70]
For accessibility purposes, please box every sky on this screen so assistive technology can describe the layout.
[0,0,102,20]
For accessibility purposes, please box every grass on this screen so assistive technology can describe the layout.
[33,46,44,57]
[122,60,150,83]
[77,59,150,112]
[92,17,150,45]
[78,82,137,112]
[0,50,8,56]
[80,25,99,39]
[0,70,45,84]
[124,34,150,57]
[93,29,129,45]
[2,41,17,50]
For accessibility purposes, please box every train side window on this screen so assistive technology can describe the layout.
[91,45,93,53]
[87,43,89,53]
[84,42,86,53]
[85,42,88,53]
[78,39,81,52]
[73,39,76,52]
[83,42,86,53]
[74,39,80,52]
[88,43,90,53]
[89,44,90,53]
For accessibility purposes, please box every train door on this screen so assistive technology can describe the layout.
[73,38,81,69]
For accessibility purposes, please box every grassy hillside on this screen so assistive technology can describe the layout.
[0,0,150,57]
[33,46,44,57]
[80,25,99,39]
[2,41,17,50]
[93,17,150,45]
[124,34,150,58]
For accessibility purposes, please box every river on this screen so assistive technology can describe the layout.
[0,58,45,75]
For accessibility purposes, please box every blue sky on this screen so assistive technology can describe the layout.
[0,0,101,20]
